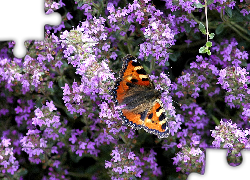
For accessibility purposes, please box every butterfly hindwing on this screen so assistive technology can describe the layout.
[121,109,144,128]
[143,99,169,138]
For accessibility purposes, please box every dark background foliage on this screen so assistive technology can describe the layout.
[0,0,250,179]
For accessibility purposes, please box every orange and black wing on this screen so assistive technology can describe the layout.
[143,99,169,138]
[111,55,153,128]
[113,54,153,104]
[111,55,169,138]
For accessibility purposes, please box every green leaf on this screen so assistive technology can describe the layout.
[172,9,181,16]
[184,22,191,33]
[17,168,28,176]
[169,51,180,62]
[211,115,220,125]
[225,6,232,18]
[206,41,212,47]
[77,1,83,7]
[199,45,212,55]
[215,23,224,35]
[199,46,206,53]
[58,78,65,89]
[241,61,247,67]
[193,33,201,40]
[209,33,215,39]
[207,49,211,55]
[193,2,204,8]
[199,22,206,35]
[64,22,72,29]
[207,0,214,5]
[165,61,170,66]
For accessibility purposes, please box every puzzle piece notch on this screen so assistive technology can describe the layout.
[0,0,61,58]
[187,148,250,180]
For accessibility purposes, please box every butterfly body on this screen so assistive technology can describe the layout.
[111,55,169,138]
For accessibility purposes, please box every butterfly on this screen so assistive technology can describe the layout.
[111,54,169,138]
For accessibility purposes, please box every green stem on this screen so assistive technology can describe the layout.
[150,57,155,72]
[126,38,133,55]
[230,21,248,35]
[120,133,128,144]
[204,0,209,41]
[189,13,202,25]
[220,8,227,22]
[227,23,250,42]
[220,8,250,42]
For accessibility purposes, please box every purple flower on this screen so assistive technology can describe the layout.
[113,166,123,174]
[66,12,73,20]
[128,152,136,160]
[53,160,60,168]
[111,148,121,162]
[69,134,77,144]
[46,101,57,112]
[0,138,19,174]
[240,9,250,16]
[105,160,112,168]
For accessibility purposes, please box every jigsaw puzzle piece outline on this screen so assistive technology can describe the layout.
[187,148,250,180]
[0,0,61,58]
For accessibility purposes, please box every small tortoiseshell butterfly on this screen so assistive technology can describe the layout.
[111,54,169,138]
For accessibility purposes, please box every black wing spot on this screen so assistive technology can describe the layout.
[132,61,141,67]
[131,78,138,83]
[148,113,153,119]
[159,112,166,121]
[161,122,167,130]
[126,82,135,87]
[136,69,147,75]
[141,78,149,81]
[156,106,161,112]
